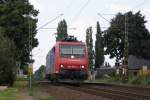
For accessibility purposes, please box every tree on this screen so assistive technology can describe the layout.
[0,0,39,71]
[86,27,94,70]
[0,32,17,85]
[34,65,45,81]
[56,19,68,41]
[104,11,150,62]
[95,21,104,69]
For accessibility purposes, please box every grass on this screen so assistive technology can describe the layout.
[38,96,55,100]
[96,74,122,84]
[0,78,55,100]
[127,74,150,85]
[0,78,27,100]
[28,88,33,96]
[96,73,150,86]
[0,88,17,100]
[16,77,27,81]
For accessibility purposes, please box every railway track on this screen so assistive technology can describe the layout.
[83,82,150,96]
[36,81,150,100]
[84,82,150,93]
[82,85,150,100]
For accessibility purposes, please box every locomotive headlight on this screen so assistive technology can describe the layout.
[71,55,75,59]
[60,64,64,68]
[81,65,85,69]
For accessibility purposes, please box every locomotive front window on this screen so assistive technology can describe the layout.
[60,45,85,58]
[72,46,84,55]
[60,45,72,55]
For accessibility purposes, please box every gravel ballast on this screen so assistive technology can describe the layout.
[34,83,111,100]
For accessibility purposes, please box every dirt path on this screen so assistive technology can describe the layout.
[14,81,33,100]
[15,91,33,100]
[0,86,7,91]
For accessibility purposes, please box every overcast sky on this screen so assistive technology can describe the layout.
[28,0,150,71]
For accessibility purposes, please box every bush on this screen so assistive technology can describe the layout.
[33,65,45,81]
[142,75,150,85]
[129,76,142,84]
[128,74,150,85]
[16,77,27,81]
[0,33,17,86]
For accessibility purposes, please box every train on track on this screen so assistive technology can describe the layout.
[46,36,89,81]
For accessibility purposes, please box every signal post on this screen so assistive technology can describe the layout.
[28,63,33,88]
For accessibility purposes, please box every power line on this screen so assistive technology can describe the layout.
[36,14,63,31]
[133,0,150,9]
[40,27,77,30]
[62,0,75,14]
[101,13,116,15]
[97,13,111,23]
[97,0,150,23]
[70,0,91,25]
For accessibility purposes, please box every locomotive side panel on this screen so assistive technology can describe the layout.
[54,43,60,74]
[49,47,55,74]
[46,52,50,75]
[46,47,55,75]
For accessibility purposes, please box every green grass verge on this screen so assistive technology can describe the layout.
[16,77,27,81]
[127,74,150,85]
[0,79,55,100]
[0,79,27,100]
[0,88,17,100]
[96,74,150,86]
[38,96,55,100]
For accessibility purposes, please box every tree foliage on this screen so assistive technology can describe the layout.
[34,65,45,81]
[56,19,68,41]
[0,0,39,69]
[95,21,104,68]
[86,27,94,70]
[104,11,150,62]
[0,33,17,85]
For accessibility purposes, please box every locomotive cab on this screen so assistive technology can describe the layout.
[46,36,88,81]
[59,43,88,80]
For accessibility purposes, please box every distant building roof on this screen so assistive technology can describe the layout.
[128,55,150,70]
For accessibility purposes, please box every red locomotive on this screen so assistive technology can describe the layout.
[46,36,88,81]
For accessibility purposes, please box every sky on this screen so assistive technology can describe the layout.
[28,0,150,71]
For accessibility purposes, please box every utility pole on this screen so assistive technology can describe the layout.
[122,14,128,81]
[28,16,33,89]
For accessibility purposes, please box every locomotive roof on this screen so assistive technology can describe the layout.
[56,41,85,45]
[47,41,86,56]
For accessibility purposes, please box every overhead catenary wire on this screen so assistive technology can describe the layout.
[40,27,77,30]
[133,0,150,9]
[97,13,111,23]
[36,0,75,30]
[62,0,75,15]
[101,13,116,15]
[35,1,75,31]
[97,0,150,24]
[36,14,63,31]
[69,0,91,26]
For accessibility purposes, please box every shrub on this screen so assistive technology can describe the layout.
[0,33,17,86]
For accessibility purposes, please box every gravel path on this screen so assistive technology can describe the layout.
[34,83,111,100]
[0,86,7,91]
